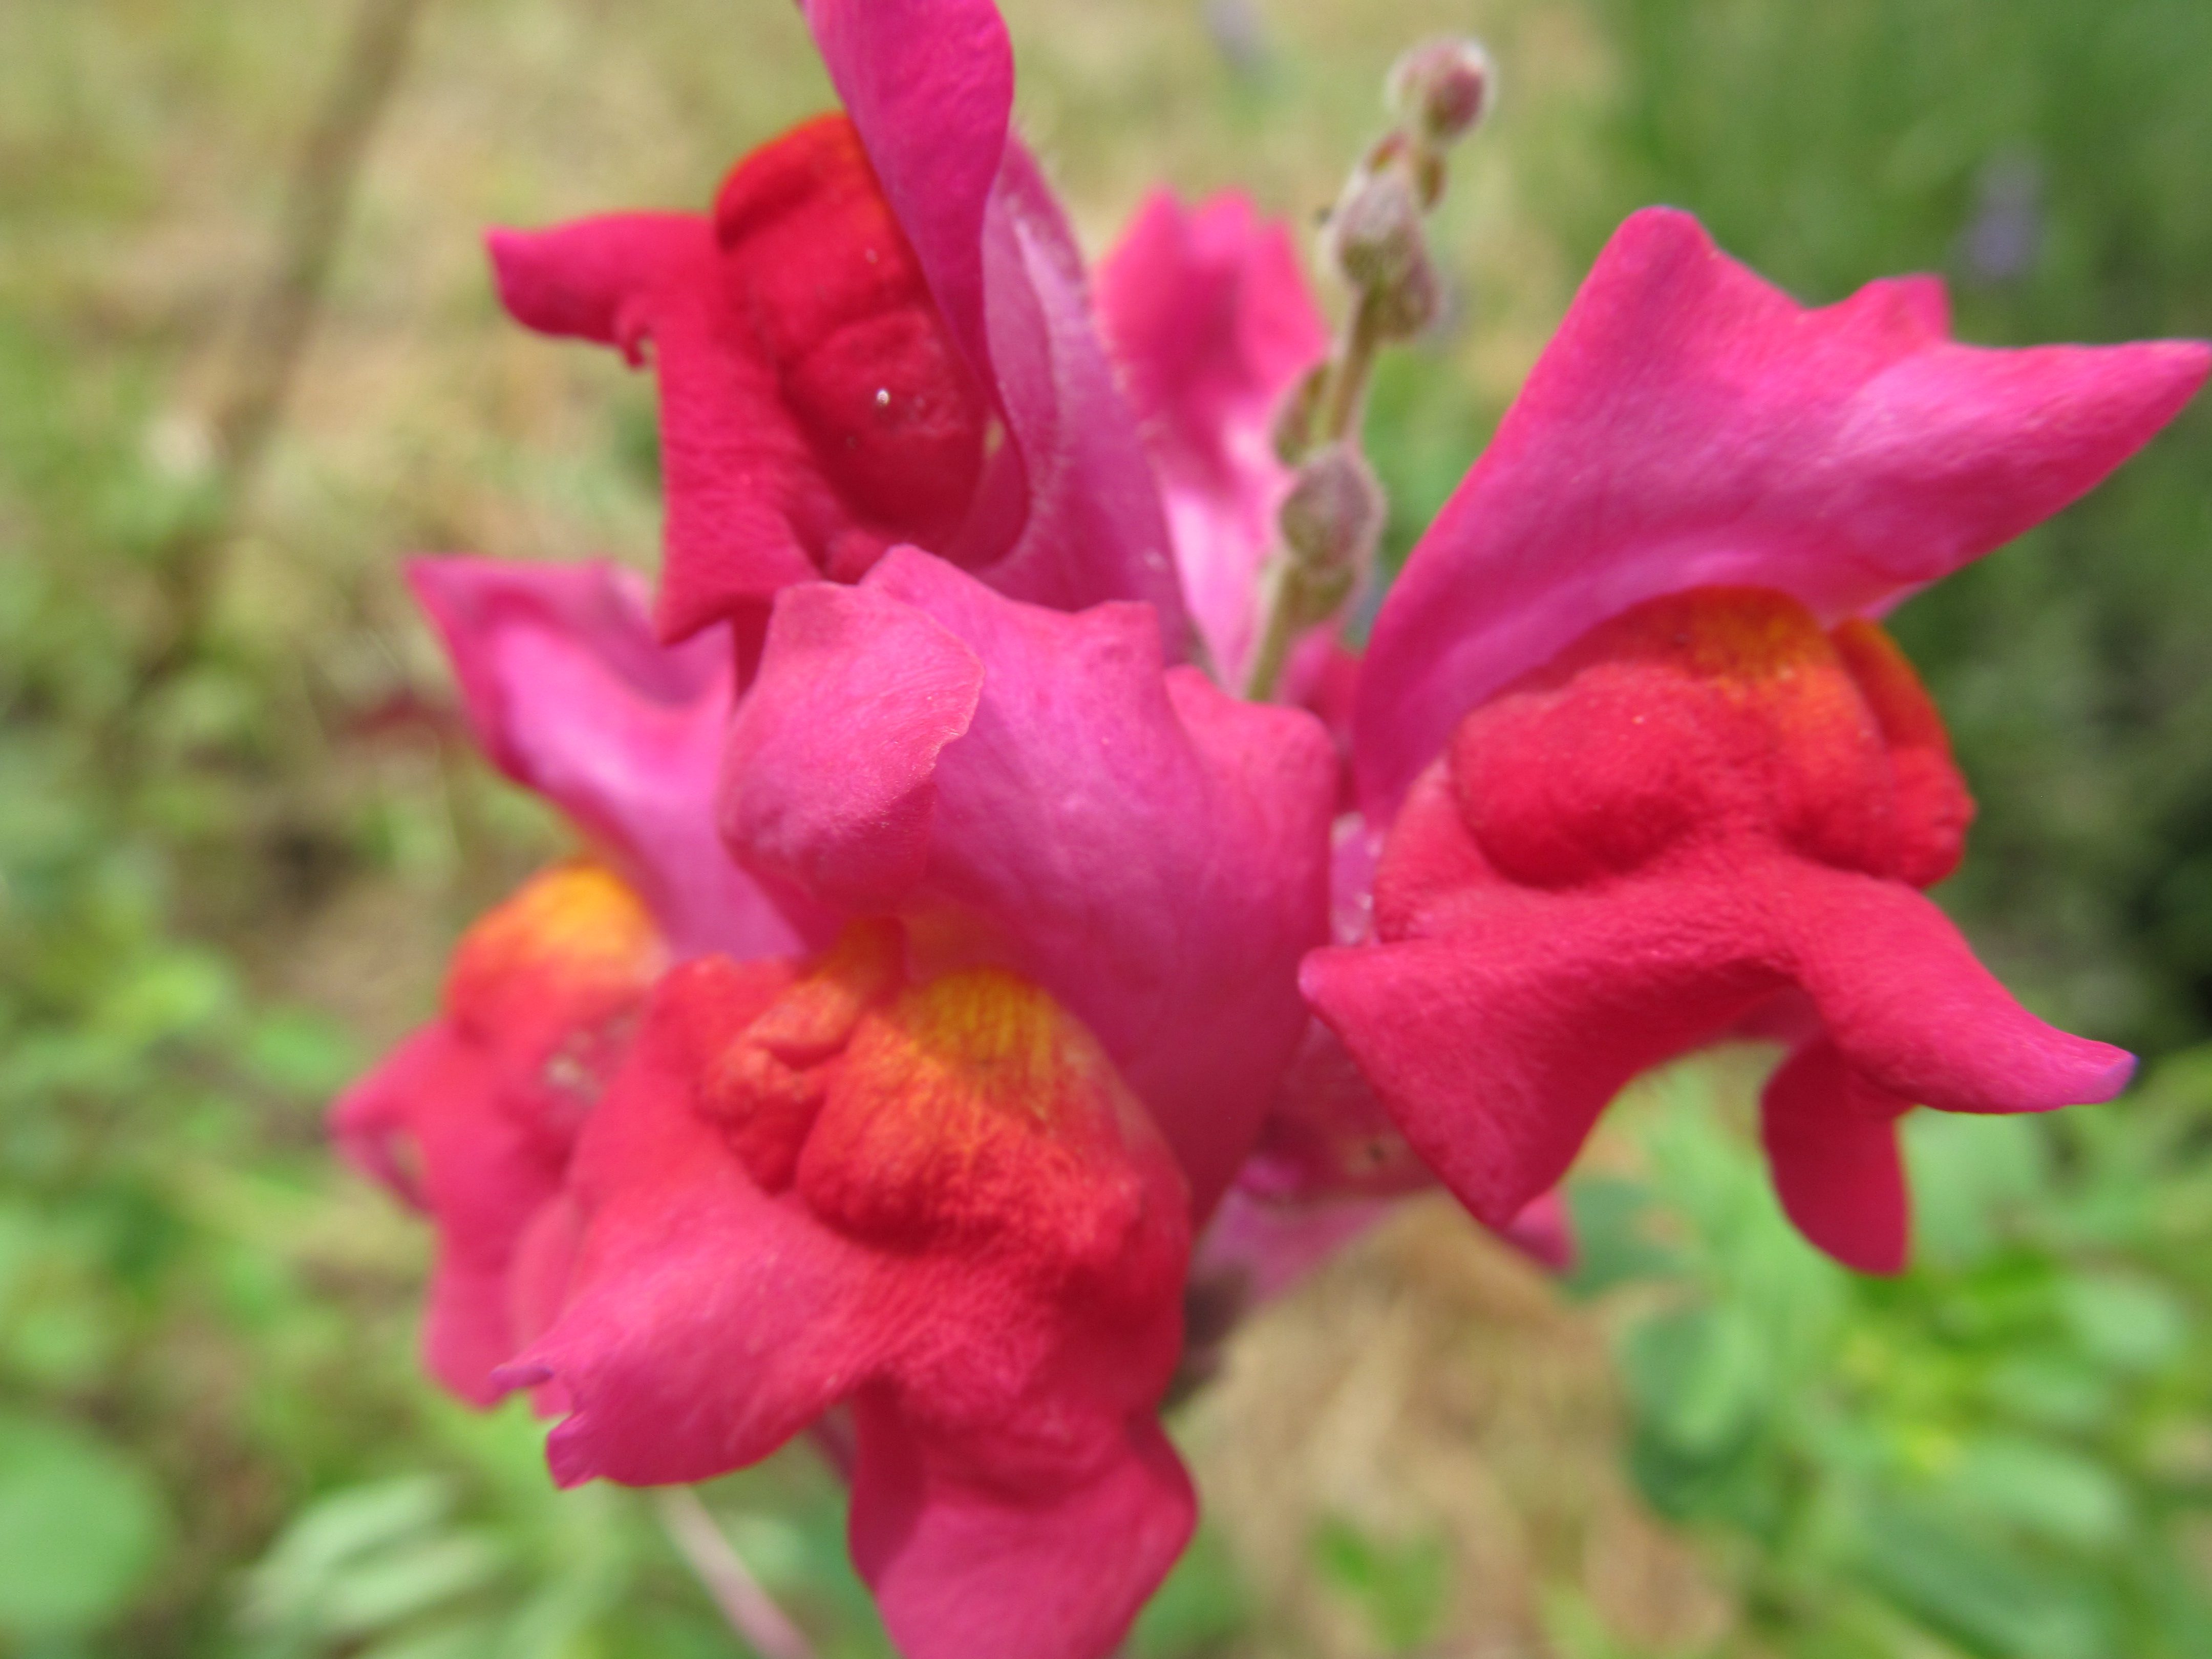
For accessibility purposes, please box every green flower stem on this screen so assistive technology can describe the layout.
[1243,290,1387,704]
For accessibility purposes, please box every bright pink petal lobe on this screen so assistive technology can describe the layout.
[1355,207,2211,817]
[720,580,983,916]
[800,1,1193,652]
[333,864,670,1400]
[850,1399,1195,1659]
[795,0,1007,366]
[1760,1037,1913,1275]
[1780,868,2134,1114]
[406,556,802,959]
[509,942,1195,1659]
[486,212,700,355]
[1096,191,1329,680]
[1309,589,2132,1266]
[721,551,1337,1217]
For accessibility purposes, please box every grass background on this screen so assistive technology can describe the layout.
[3,0,2210,1653]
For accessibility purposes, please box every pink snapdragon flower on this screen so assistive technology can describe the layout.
[344,547,1337,1658]
[497,548,1337,1658]
[488,0,1190,661]
[333,558,800,1401]
[1305,208,2210,1272]
[339,0,2212,1649]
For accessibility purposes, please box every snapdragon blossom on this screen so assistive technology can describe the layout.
[336,0,2209,1653]
[489,0,1190,663]
[1306,207,2208,1272]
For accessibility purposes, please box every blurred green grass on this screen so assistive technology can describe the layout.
[3,0,2210,1654]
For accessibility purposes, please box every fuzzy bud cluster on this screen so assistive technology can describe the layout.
[1387,37,1494,146]
[1326,166,1426,292]
[1326,166,1442,344]
[1279,443,1385,624]
[1249,34,1498,698]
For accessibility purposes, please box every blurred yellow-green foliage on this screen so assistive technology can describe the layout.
[4,1,2211,1655]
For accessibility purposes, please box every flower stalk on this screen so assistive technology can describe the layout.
[1243,37,1492,701]
[655,1487,818,1659]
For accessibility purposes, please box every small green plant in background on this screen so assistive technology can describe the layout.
[1566,1051,2212,1659]
[1311,1517,1451,1655]
[0,1410,171,1643]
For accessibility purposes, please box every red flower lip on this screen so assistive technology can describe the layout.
[1311,587,2138,1273]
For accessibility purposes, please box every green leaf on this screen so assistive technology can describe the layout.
[1126,1524,1248,1657]
[1311,1516,1448,1654]
[0,1411,168,1635]
[1854,1500,2110,1659]
[1560,1175,1681,1298]
[1948,1434,2130,1550]
[243,1475,457,1633]
[242,1007,362,1098]
[1619,1303,1768,1460]
[2060,1271,2188,1373]
[321,1534,509,1639]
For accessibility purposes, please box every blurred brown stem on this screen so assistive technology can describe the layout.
[139,0,431,694]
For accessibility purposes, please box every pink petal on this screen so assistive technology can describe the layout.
[852,1399,1195,1659]
[1306,776,2132,1235]
[485,212,701,356]
[1096,191,1329,680]
[1320,587,2137,1257]
[1232,1020,1436,1204]
[1502,1190,1577,1273]
[1760,1037,1913,1275]
[511,951,1196,1658]
[1780,865,2135,1114]
[334,1025,565,1405]
[719,579,985,916]
[491,20,1192,652]
[961,143,1194,647]
[1355,207,2211,816]
[795,0,1008,368]
[1302,848,1777,1228]
[515,1043,882,1480]
[721,551,1336,1216]
[487,219,828,636]
[1189,1188,1396,1307]
[801,0,1194,649]
[407,556,806,960]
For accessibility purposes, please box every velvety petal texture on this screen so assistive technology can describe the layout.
[333,863,669,1400]
[722,549,1337,1217]
[342,559,825,1401]
[408,556,805,959]
[490,0,1189,654]
[1096,191,1329,683]
[1354,206,2212,817]
[502,932,1195,1659]
[1198,1019,1575,1303]
[1309,589,2133,1271]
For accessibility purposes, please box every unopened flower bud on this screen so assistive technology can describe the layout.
[1280,444,1384,588]
[1326,166,1427,292]
[1387,37,1494,145]
[1364,245,1442,341]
